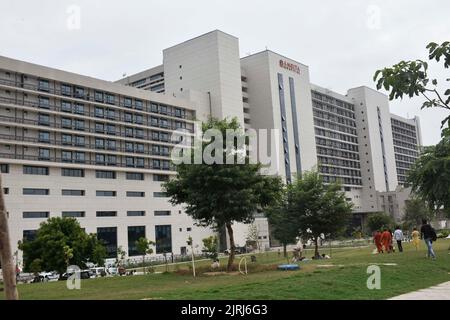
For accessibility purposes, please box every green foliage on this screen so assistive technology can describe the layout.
[135,238,155,256]
[289,171,353,240]
[374,41,450,128]
[18,217,107,273]
[402,198,435,230]
[407,135,450,217]
[202,236,219,260]
[366,212,394,232]
[164,117,283,270]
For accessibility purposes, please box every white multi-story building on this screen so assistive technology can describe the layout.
[1,30,423,261]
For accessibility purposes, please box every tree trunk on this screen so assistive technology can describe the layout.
[314,237,319,259]
[142,255,145,274]
[283,243,287,258]
[0,174,19,300]
[225,223,235,272]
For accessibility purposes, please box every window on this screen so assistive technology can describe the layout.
[74,87,84,98]
[107,155,116,165]
[136,143,144,153]
[151,103,158,113]
[38,114,50,126]
[95,91,103,102]
[126,157,134,167]
[74,152,85,163]
[62,134,72,145]
[61,168,84,177]
[96,211,117,217]
[106,109,115,120]
[74,120,85,131]
[187,228,192,232]
[106,140,116,150]
[124,112,133,123]
[97,227,117,258]
[124,97,132,108]
[135,100,143,110]
[160,105,167,114]
[153,174,169,182]
[61,151,72,162]
[23,188,49,195]
[1,164,9,173]
[62,189,85,196]
[125,127,133,137]
[106,124,116,135]
[23,211,49,219]
[95,123,105,133]
[96,190,116,197]
[136,158,144,168]
[61,118,72,129]
[61,84,72,96]
[160,119,168,128]
[127,211,145,217]
[151,117,159,127]
[126,191,145,197]
[155,225,172,254]
[23,230,37,241]
[95,154,105,164]
[74,135,85,146]
[152,159,160,169]
[38,131,50,143]
[128,226,146,256]
[153,192,167,198]
[39,148,50,160]
[38,79,49,92]
[95,107,104,118]
[135,114,143,125]
[154,210,171,216]
[125,142,134,152]
[74,103,84,115]
[126,172,144,180]
[96,170,116,179]
[95,138,105,149]
[105,94,115,104]
[38,96,50,109]
[62,211,85,218]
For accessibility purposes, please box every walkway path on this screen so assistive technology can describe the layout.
[389,281,450,300]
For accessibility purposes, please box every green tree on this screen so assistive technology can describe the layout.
[407,136,450,217]
[18,217,106,274]
[374,41,450,128]
[164,117,282,271]
[266,188,299,257]
[288,171,353,258]
[366,212,395,233]
[202,236,219,261]
[402,198,435,230]
[135,237,154,274]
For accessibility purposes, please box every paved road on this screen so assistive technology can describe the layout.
[389,281,450,300]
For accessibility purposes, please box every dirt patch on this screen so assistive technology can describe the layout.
[203,271,240,276]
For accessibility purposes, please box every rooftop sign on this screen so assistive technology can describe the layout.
[279,60,300,74]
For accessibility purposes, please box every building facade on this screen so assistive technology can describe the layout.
[1,30,423,261]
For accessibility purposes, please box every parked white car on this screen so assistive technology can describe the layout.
[36,271,59,282]
[90,267,107,278]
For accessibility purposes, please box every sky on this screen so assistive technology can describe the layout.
[0,0,449,145]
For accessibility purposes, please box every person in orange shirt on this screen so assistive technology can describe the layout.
[373,230,383,253]
[380,228,393,253]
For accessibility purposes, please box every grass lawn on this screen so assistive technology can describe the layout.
[2,240,449,300]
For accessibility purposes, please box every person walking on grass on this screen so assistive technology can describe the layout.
[373,230,383,253]
[393,226,404,253]
[411,227,420,251]
[381,228,393,253]
[420,219,437,260]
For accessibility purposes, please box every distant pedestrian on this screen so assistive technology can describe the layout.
[411,227,420,251]
[381,228,393,253]
[393,226,404,252]
[420,219,437,260]
[373,230,383,253]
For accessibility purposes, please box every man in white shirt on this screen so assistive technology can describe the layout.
[393,226,404,253]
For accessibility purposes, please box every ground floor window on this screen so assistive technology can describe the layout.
[155,225,172,254]
[128,226,146,257]
[97,227,117,258]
